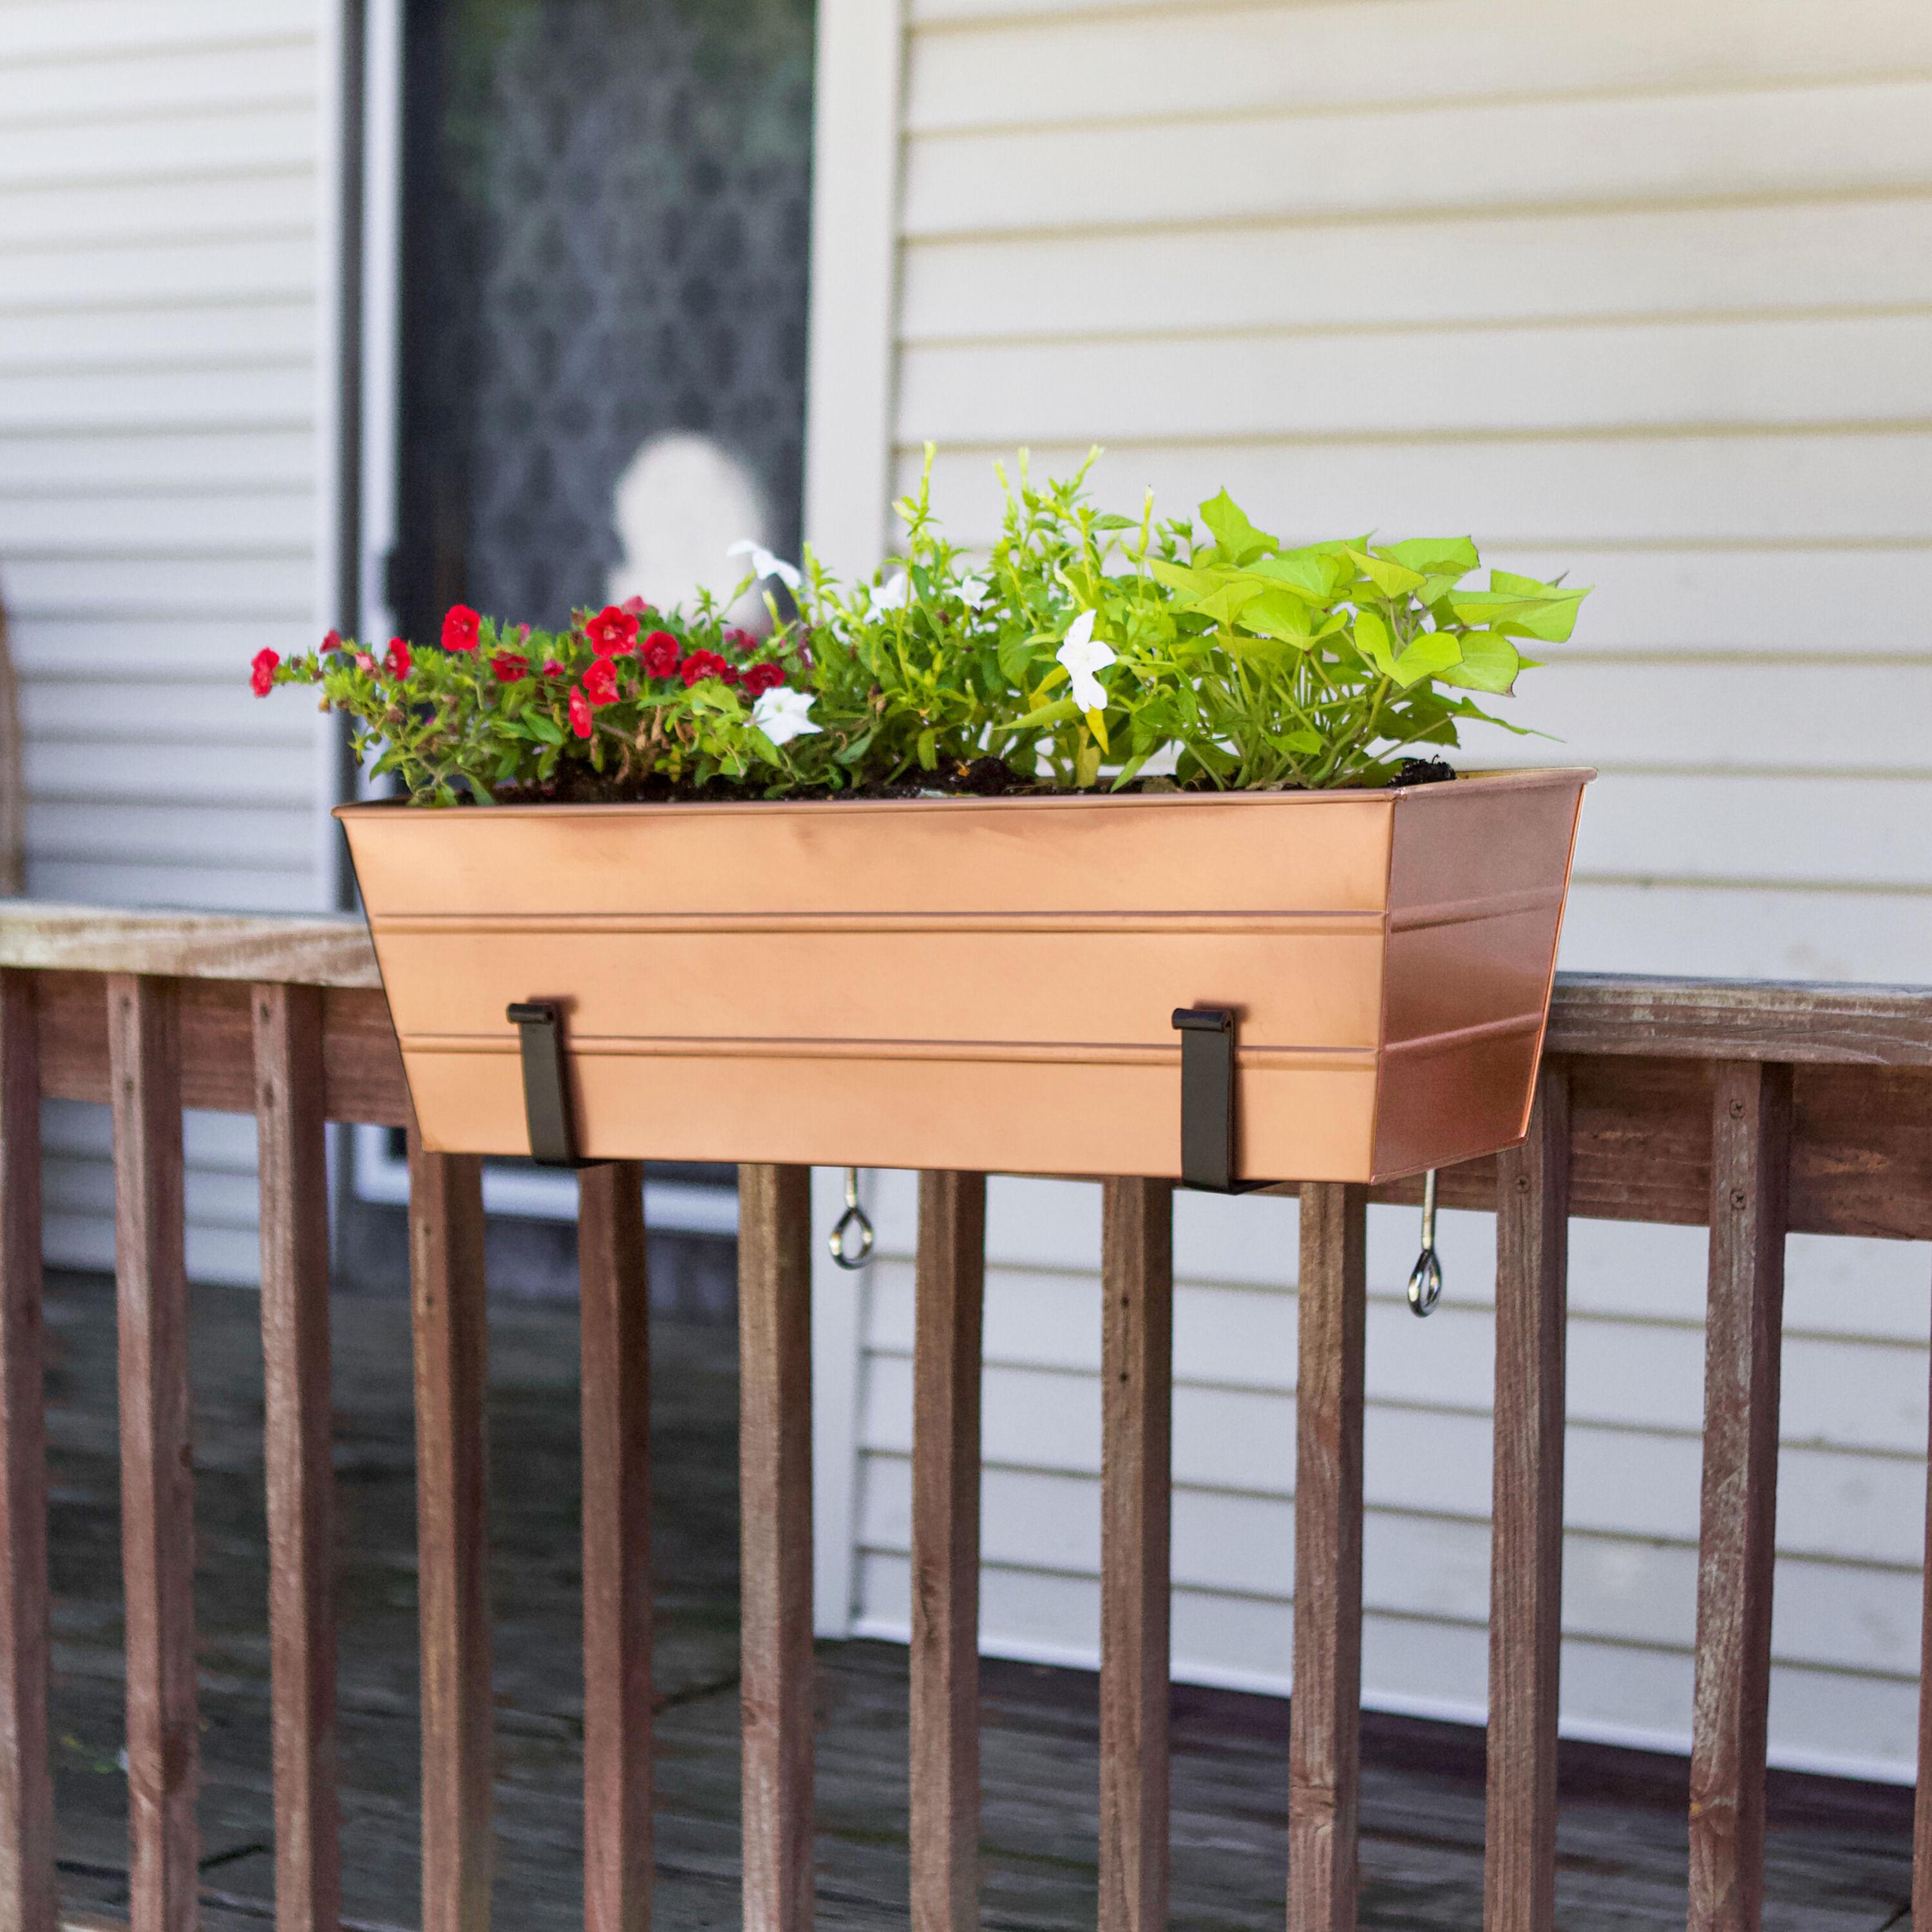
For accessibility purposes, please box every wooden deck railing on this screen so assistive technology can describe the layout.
[0,902,1927,1932]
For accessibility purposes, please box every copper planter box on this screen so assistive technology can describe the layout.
[337,767,1589,1184]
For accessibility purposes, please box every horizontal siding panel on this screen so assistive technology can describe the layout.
[0,105,317,191]
[0,430,316,494]
[0,363,313,434]
[0,486,315,553]
[862,1318,1929,1478]
[0,556,317,621]
[907,0,1932,133]
[905,435,1932,545]
[22,677,316,744]
[1454,661,1932,774]
[24,855,324,914]
[899,314,1932,443]
[0,3,312,62]
[9,615,324,678]
[902,79,1932,238]
[0,169,315,251]
[902,196,1932,343]
[1577,772,1932,888]
[1557,878,1932,981]
[24,738,323,810]
[25,799,314,870]
[861,1394,1927,1570]
[0,301,316,375]
[860,1461,1924,1677]
[0,40,314,126]
[855,1551,1922,1776]
[0,237,316,315]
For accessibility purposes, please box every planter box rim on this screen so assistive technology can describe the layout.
[334,764,1595,823]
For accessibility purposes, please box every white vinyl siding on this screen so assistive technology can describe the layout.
[808,0,1932,1779]
[0,0,336,1283]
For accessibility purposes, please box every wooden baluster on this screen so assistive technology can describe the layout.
[1099,1177,1175,1932]
[738,1165,814,1932]
[0,972,53,1932]
[1915,1272,1932,1932]
[1289,1182,1367,1932]
[109,974,199,1932]
[1486,1062,1572,1932]
[408,1133,493,1932]
[910,1171,986,1932]
[254,984,341,1932]
[1687,1061,1792,1932]
[579,1162,652,1932]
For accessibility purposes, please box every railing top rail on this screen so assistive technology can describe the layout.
[0,900,381,989]
[0,902,1928,1067]
[1546,971,1932,1067]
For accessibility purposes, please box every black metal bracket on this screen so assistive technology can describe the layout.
[506,1001,598,1169]
[1172,1007,1265,1194]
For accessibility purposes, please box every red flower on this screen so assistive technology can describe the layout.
[384,638,412,679]
[743,661,785,696]
[353,650,375,672]
[679,649,728,687]
[619,594,652,617]
[491,652,529,684]
[585,605,640,658]
[723,627,755,654]
[442,604,481,652]
[721,664,742,686]
[582,659,619,707]
[639,630,681,678]
[568,687,593,739]
[542,659,564,679]
[250,647,279,696]
[321,629,342,652]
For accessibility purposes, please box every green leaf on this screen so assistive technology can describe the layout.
[1446,587,1587,643]
[1343,548,1428,599]
[1246,553,1341,601]
[916,727,939,770]
[1198,489,1278,565]
[1010,696,1079,733]
[1491,567,1563,597]
[1434,632,1526,694]
[1353,606,1396,677]
[1238,587,1318,645]
[1378,537,1479,580]
[1388,632,1465,689]
[524,712,565,745]
[997,632,1045,683]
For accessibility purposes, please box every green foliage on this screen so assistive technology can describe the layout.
[252,450,1584,802]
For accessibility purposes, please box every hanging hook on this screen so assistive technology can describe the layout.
[828,1166,875,1270]
[1406,1168,1443,1318]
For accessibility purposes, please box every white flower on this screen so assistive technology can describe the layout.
[752,687,821,746]
[1056,609,1115,712]
[726,538,802,590]
[957,574,989,609]
[868,571,911,613]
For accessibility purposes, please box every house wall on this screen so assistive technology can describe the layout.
[804,0,1932,1777]
[0,1,341,1282]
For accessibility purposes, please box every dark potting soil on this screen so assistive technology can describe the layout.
[489,755,1459,808]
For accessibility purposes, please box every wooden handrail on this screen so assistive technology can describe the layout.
[0,915,1924,1931]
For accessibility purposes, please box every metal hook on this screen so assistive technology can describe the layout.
[828,1167,875,1270]
[1406,1168,1443,1318]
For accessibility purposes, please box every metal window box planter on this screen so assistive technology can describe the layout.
[336,766,1591,1186]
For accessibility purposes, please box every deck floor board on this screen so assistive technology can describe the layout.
[30,1272,1916,1931]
